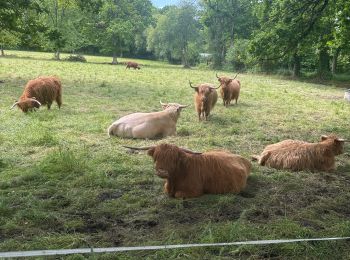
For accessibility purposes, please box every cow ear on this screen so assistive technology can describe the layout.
[228,79,233,83]
[147,147,155,157]
[321,135,328,141]
[194,87,199,92]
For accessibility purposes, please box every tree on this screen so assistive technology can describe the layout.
[200,0,257,68]
[97,0,153,64]
[0,30,21,56]
[41,0,101,59]
[0,0,43,56]
[147,2,200,67]
[250,0,331,77]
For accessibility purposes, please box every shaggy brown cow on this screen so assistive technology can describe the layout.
[126,61,141,70]
[125,144,251,198]
[11,76,62,112]
[253,134,347,172]
[189,81,219,121]
[216,73,241,107]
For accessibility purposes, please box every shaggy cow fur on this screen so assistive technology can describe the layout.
[126,61,141,70]
[253,135,346,172]
[12,76,62,112]
[216,74,241,107]
[147,143,251,198]
[190,81,218,121]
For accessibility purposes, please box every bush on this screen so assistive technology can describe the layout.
[65,54,87,63]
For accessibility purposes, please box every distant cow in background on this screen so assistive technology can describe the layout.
[124,143,251,198]
[126,61,141,70]
[108,101,188,139]
[11,76,62,112]
[189,81,219,121]
[252,134,347,172]
[216,73,241,107]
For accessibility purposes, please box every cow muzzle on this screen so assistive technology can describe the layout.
[155,169,169,178]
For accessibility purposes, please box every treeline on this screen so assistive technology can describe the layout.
[1,0,350,77]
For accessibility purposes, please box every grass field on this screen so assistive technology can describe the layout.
[0,50,349,259]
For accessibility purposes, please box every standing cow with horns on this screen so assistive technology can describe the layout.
[216,73,241,107]
[189,81,219,121]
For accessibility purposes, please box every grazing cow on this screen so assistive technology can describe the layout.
[124,144,251,198]
[11,76,62,112]
[252,135,347,172]
[126,61,141,70]
[108,101,188,139]
[189,81,219,121]
[216,73,241,107]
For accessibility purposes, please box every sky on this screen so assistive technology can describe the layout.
[151,0,180,8]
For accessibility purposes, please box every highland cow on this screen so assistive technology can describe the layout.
[189,81,219,121]
[216,73,241,107]
[253,135,347,172]
[11,76,62,112]
[124,143,251,198]
[126,61,141,70]
[108,101,188,139]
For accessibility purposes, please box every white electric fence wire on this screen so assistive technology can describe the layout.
[1,237,349,258]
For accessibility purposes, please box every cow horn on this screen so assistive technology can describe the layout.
[180,147,202,155]
[10,102,19,109]
[336,138,349,142]
[232,73,239,80]
[122,145,155,151]
[189,81,196,89]
[209,85,220,89]
[216,72,219,78]
[160,100,167,106]
[29,98,42,106]
[179,104,188,108]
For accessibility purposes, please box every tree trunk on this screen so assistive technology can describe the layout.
[318,47,330,77]
[0,45,4,56]
[55,50,60,60]
[292,52,301,77]
[112,52,118,64]
[331,48,340,75]
[182,45,190,68]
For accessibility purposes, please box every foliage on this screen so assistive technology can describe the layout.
[64,54,87,62]
[225,39,251,71]
[96,0,153,64]
[200,0,257,68]
[146,2,200,67]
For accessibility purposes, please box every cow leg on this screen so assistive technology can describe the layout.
[47,103,52,109]
[56,96,62,109]
[164,181,170,194]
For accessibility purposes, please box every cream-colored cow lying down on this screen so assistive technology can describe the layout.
[108,101,188,139]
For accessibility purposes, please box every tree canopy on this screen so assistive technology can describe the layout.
[2,0,350,76]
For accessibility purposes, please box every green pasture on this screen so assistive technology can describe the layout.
[0,51,349,259]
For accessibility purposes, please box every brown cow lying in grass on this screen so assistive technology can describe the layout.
[126,61,141,70]
[11,76,62,112]
[124,143,251,198]
[253,134,347,172]
[189,81,219,121]
[216,73,241,107]
[108,102,187,139]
